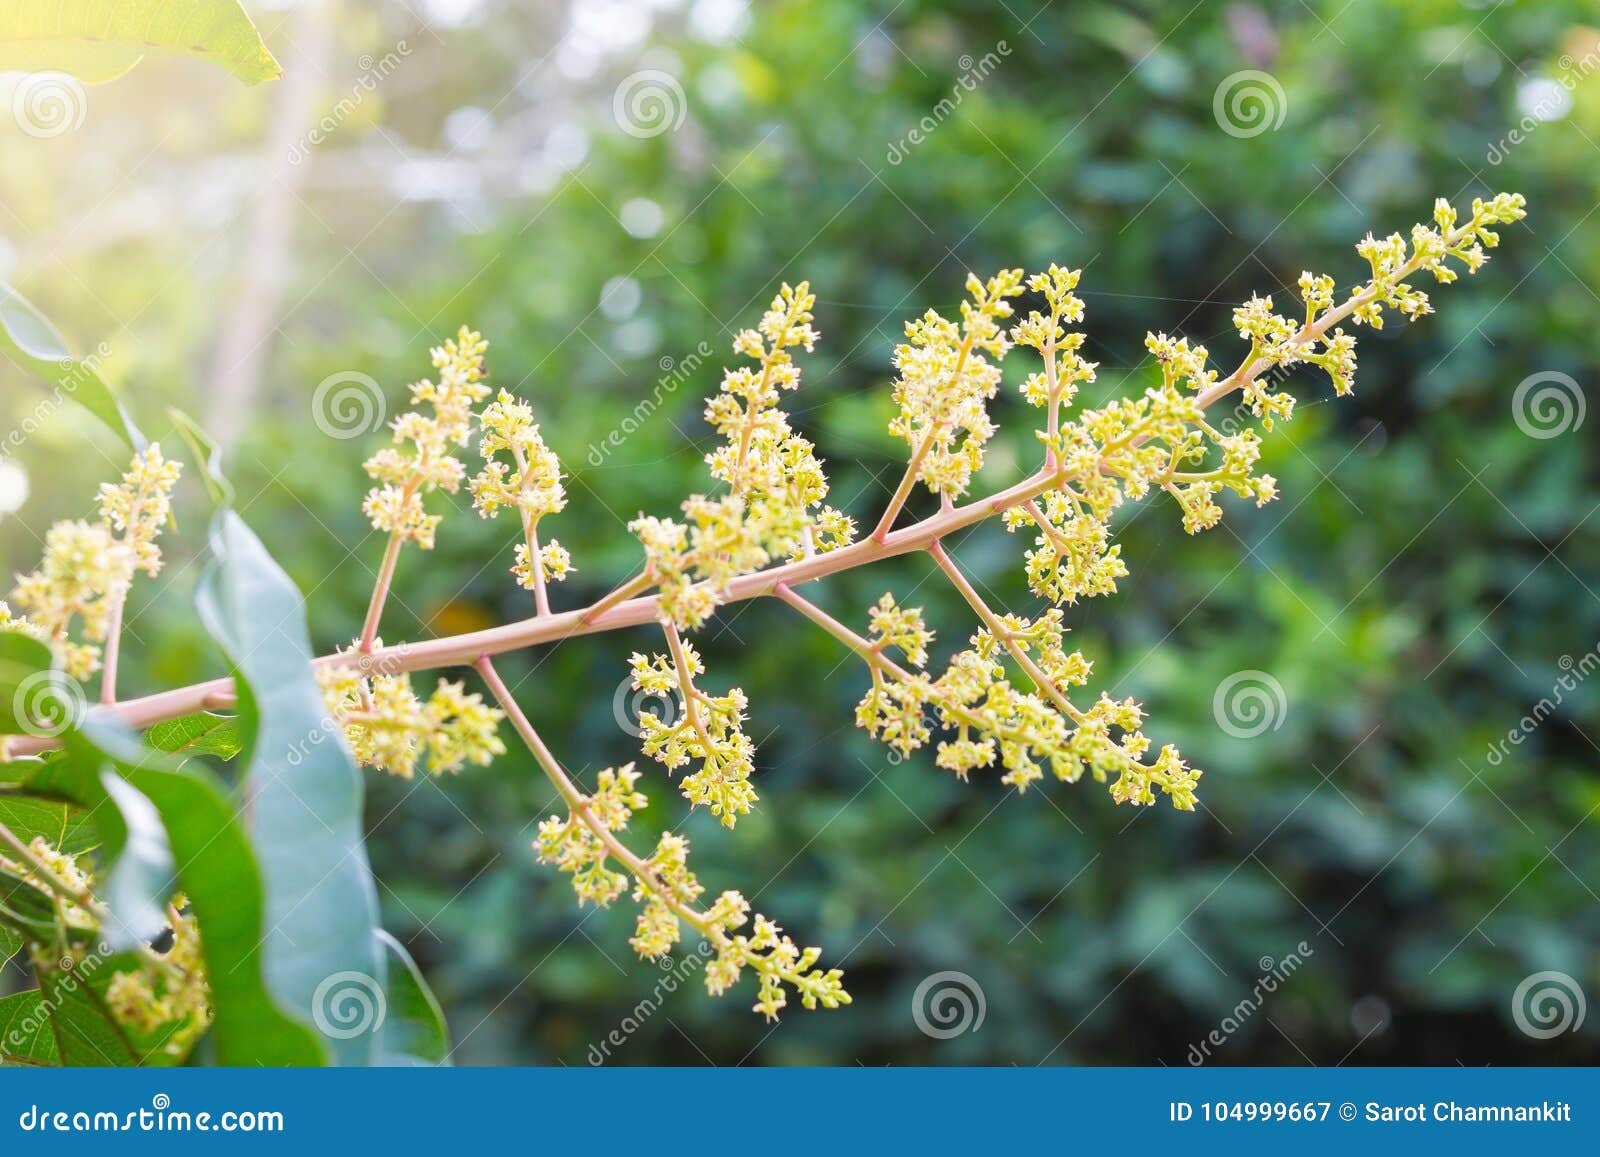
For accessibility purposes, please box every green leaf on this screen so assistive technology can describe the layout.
[0,924,21,970]
[169,407,235,506]
[37,958,140,1066]
[0,632,71,736]
[81,720,325,1066]
[375,930,451,1066]
[14,741,175,952]
[146,713,242,762]
[0,862,61,942]
[0,989,56,1067]
[0,281,144,451]
[93,767,176,948]
[34,948,190,1067]
[0,794,96,854]
[0,0,281,85]
[196,511,384,1065]
[0,636,171,950]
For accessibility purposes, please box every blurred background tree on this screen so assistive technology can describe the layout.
[1,0,1596,1065]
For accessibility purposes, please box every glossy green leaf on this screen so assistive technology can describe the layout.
[34,948,189,1067]
[0,0,281,85]
[0,862,60,942]
[0,632,71,737]
[196,510,383,1065]
[36,957,140,1066]
[82,720,325,1066]
[0,989,56,1067]
[146,713,242,762]
[169,407,235,507]
[0,281,143,451]
[0,794,96,854]
[93,768,175,948]
[376,930,451,1066]
[0,635,170,950]
[0,924,22,970]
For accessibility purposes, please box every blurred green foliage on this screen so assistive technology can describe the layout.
[2,0,1597,1065]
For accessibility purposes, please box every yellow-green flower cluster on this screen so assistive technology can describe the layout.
[629,284,855,630]
[96,445,184,578]
[470,389,573,594]
[0,838,212,1056]
[0,835,98,929]
[318,648,505,778]
[703,896,850,1021]
[851,193,1528,814]
[888,269,1024,499]
[105,897,212,1057]
[1010,264,1099,452]
[534,766,848,1020]
[993,192,1527,613]
[853,599,1200,809]
[6,445,182,679]
[629,636,756,827]
[535,765,650,906]
[363,327,491,549]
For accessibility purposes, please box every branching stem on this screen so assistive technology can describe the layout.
[474,655,712,937]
